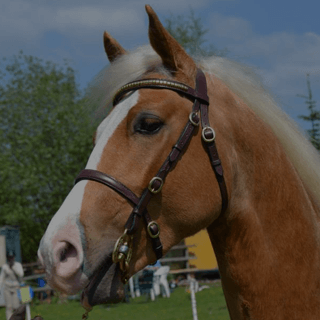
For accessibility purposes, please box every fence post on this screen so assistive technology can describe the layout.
[190,280,198,320]
[26,303,31,320]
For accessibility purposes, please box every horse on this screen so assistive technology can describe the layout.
[37,5,320,319]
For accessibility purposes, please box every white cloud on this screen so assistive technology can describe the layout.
[0,0,230,85]
[0,0,235,43]
[54,6,144,37]
[207,12,320,102]
[0,1,45,41]
[0,0,217,46]
[0,2,143,43]
[249,32,320,97]
[209,13,253,41]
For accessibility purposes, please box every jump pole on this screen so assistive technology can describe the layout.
[190,279,198,320]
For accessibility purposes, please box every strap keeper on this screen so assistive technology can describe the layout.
[153,244,163,259]
[172,144,182,152]
[212,159,221,167]
[125,208,142,234]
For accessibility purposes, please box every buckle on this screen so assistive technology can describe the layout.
[201,126,215,142]
[148,177,163,194]
[189,112,200,126]
[147,221,160,239]
[112,229,133,283]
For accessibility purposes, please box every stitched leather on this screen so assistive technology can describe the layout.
[75,169,140,206]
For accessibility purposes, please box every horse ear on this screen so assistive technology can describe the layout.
[103,31,127,62]
[145,5,197,81]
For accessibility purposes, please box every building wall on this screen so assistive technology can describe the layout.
[185,229,218,270]
[0,235,6,267]
[0,226,22,263]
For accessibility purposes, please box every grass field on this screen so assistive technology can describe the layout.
[0,282,230,320]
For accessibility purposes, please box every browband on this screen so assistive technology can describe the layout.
[113,78,209,106]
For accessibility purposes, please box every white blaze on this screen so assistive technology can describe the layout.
[86,91,139,170]
[39,92,140,258]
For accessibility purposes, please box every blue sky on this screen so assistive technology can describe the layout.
[1,0,320,131]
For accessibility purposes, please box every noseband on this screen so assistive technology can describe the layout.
[74,69,228,283]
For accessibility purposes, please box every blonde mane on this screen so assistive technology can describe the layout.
[201,57,320,204]
[87,45,320,203]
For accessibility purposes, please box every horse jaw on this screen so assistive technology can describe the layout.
[80,261,125,310]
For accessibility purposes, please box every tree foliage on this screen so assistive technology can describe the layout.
[165,10,228,57]
[0,52,95,262]
[297,74,320,150]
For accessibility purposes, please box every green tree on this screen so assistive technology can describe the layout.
[297,74,320,150]
[0,52,95,262]
[165,9,228,57]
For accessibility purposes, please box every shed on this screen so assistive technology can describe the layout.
[0,226,22,307]
[0,225,22,264]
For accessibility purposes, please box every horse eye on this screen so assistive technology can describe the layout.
[134,117,164,135]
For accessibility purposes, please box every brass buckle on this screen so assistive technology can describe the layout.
[202,126,215,142]
[147,221,160,239]
[112,229,133,283]
[148,177,163,194]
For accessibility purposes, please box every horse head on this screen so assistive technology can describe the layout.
[38,5,226,310]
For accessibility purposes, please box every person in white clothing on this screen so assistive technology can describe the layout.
[0,251,24,320]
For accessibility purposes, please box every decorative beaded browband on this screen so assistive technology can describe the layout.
[114,79,189,101]
[113,78,209,106]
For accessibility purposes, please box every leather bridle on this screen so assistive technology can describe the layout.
[74,69,228,283]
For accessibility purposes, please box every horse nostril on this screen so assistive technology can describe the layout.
[60,242,77,263]
[53,241,82,279]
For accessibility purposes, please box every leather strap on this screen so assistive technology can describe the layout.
[75,169,139,206]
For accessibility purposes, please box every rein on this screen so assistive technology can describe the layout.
[74,69,228,283]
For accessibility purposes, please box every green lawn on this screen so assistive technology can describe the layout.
[0,283,230,320]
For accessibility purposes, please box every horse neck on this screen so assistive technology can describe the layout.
[206,78,320,319]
